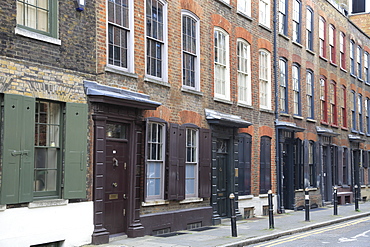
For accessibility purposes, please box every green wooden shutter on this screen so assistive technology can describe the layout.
[19,96,35,202]
[1,94,34,204]
[64,102,88,199]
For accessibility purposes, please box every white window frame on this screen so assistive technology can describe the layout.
[340,32,345,69]
[259,49,271,110]
[185,128,199,198]
[237,39,251,105]
[146,122,166,201]
[106,0,135,73]
[329,24,335,63]
[319,17,325,57]
[292,65,300,115]
[278,0,287,34]
[306,7,313,50]
[364,52,369,83]
[350,40,355,75]
[259,0,270,28]
[306,70,314,119]
[292,0,301,43]
[279,59,287,113]
[357,46,362,79]
[214,27,230,101]
[145,0,168,82]
[182,11,200,91]
[237,0,251,17]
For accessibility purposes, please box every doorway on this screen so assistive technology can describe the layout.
[104,123,129,235]
[216,138,229,217]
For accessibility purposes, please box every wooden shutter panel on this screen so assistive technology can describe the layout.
[64,102,88,199]
[363,151,369,168]
[1,94,34,204]
[260,137,271,194]
[303,140,309,188]
[238,136,246,194]
[338,147,343,185]
[199,128,211,198]
[167,123,179,200]
[167,123,185,200]
[178,126,186,200]
[19,96,35,202]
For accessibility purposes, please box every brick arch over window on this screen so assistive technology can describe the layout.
[180,0,203,17]
[239,125,254,136]
[179,110,202,126]
[235,27,252,44]
[211,14,231,33]
[144,105,172,121]
[258,38,272,53]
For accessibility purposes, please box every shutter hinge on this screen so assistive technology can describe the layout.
[124,162,127,170]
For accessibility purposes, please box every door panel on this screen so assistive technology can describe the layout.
[216,153,227,217]
[104,139,128,234]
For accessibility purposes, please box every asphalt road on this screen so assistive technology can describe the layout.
[250,216,370,247]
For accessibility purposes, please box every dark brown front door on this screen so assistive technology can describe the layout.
[104,139,129,234]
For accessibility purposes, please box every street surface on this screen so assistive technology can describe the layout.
[251,216,370,247]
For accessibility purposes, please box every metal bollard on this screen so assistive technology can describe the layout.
[333,186,338,215]
[355,185,359,211]
[229,193,237,237]
[305,188,310,222]
[268,190,274,229]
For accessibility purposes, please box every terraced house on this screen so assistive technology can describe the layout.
[0,0,96,246]
[1,0,370,246]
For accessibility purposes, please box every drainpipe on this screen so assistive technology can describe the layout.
[273,0,282,213]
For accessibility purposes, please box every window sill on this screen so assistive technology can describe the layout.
[15,27,61,45]
[358,78,364,83]
[365,81,370,86]
[28,199,68,209]
[306,118,317,123]
[330,62,338,67]
[306,49,315,56]
[237,11,253,21]
[105,65,138,79]
[293,115,303,120]
[144,76,171,88]
[260,108,274,114]
[366,133,370,137]
[331,124,339,128]
[278,33,290,41]
[142,200,169,206]
[280,113,290,117]
[351,129,358,134]
[350,73,357,79]
[340,67,347,73]
[320,121,329,126]
[181,87,203,96]
[319,56,328,62]
[237,102,253,109]
[179,197,204,204]
[341,126,349,131]
[215,0,232,8]
[292,41,303,48]
[214,97,233,105]
[258,24,272,32]
[359,131,365,135]
[238,195,253,200]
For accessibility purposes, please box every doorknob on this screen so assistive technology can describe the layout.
[123,194,127,199]
[112,182,118,188]
[113,158,119,167]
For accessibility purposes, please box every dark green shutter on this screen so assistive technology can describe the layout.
[64,103,88,199]
[19,96,35,202]
[1,94,35,204]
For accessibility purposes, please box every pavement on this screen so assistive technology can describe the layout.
[83,201,370,247]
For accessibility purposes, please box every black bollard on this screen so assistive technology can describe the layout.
[333,186,338,215]
[229,193,237,237]
[355,185,359,211]
[305,188,310,221]
[268,190,274,229]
